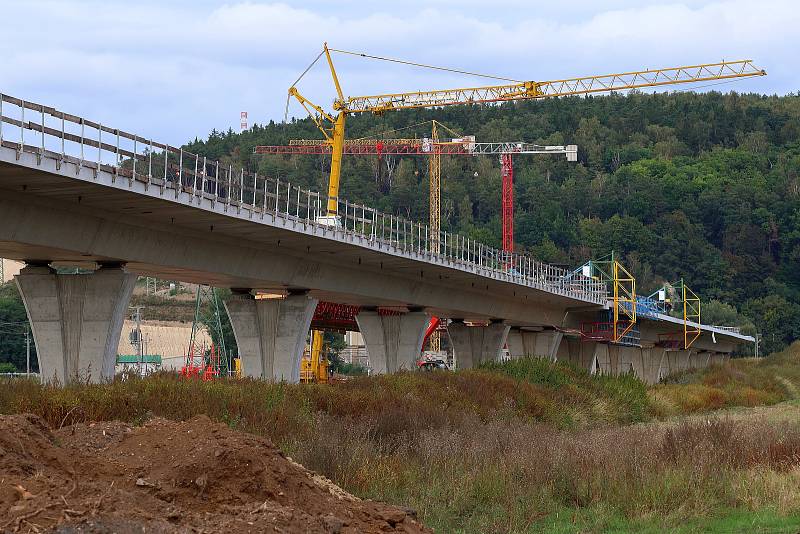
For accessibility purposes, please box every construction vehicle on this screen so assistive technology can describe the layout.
[300,330,329,383]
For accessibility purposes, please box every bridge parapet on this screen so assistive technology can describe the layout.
[0,92,606,306]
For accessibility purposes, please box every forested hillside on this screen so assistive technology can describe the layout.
[185,91,800,354]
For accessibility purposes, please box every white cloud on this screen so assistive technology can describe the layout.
[0,0,793,145]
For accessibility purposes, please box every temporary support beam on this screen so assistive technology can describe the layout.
[224,292,318,382]
[15,263,136,383]
[355,310,429,374]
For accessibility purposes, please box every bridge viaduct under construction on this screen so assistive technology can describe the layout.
[0,89,753,385]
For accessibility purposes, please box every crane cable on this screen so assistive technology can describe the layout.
[352,119,462,142]
[329,48,522,83]
[285,49,326,123]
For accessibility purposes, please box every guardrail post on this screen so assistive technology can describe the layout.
[177,149,183,199]
[131,138,137,185]
[19,101,25,160]
[147,139,153,187]
[38,106,45,165]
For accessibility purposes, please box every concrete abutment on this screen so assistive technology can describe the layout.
[15,264,136,383]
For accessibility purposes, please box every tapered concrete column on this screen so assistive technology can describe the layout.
[609,345,637,376]
[593,344,611,374]
[709,352,727,365]
[447,321,510,370]
[563,338,597,370]
[224,293,317,382]
[355,311,429,374]
[507,329,563,360]
[661,349,693,376]
[688,351,711,369]
[630,347,667,384]
[15,264,136,383]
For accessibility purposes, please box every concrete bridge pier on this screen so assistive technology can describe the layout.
[709,352,728,365]
[224,292,317,382]
[15,263,136,383]
[629,347,668,384]
[355,310,429,374]
[447,321,510,369]
[506,328,563,360]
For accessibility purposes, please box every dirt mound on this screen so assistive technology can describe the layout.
[0,414,428,533]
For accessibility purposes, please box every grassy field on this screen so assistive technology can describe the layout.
[3,345,800,533]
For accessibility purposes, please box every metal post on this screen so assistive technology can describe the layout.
[20,102,25,150]
[215,160,219,198]
[227,164,232,205]
[25,327,31,377]
[262,177,268,216]
[40,107,45,156]
[148,139,153,182]
[200,156,203,201]
[178,149,184,190]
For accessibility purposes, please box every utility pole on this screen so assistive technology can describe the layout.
[130,306,144,376]
[754,333,760,359]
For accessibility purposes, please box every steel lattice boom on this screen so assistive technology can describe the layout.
[338,60,766,113]
[254,140,577,157]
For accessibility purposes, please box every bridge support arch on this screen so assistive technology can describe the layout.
[447,321,510,369]
[355,310,429,374]
[15,263,136,384]
[224,292,317,382]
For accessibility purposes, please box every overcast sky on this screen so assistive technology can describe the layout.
[1,0,794,146]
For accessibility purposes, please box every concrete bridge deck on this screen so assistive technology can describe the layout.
[0,93,753,384]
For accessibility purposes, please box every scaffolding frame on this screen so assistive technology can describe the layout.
[649,278,701,350]
[578,252,637,344]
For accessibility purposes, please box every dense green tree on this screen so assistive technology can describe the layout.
[0,282,37,372]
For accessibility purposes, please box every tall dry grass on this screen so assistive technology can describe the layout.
[3,351,800,532]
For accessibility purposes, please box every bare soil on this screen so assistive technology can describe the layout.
[0,414,429,533]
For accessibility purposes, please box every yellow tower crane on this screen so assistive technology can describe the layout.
[287,44,765,218]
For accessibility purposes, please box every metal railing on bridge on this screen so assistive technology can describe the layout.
[0,93,607,304]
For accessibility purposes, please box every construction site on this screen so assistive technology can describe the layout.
[1,3,798,531]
